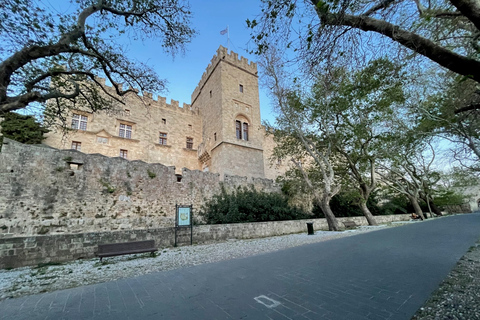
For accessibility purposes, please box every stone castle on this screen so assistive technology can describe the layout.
[44,46,287,180]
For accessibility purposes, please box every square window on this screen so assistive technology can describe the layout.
[239,84,244,93]
[119,123,132,139]
[159,132,167,145]
[71,141,81,151]
[71,114,88,131]
[120,149,128,159]
[124,109,130,116]
[161,118,166,124]
[186,137,193,149]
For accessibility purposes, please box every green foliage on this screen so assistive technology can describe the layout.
[379,195,429,215]
[312,191,385,217]
[433,190,467,207]
[99,179,116,194]
[1,112,49,144]
[198,186,309,224]
[147,170,156,179]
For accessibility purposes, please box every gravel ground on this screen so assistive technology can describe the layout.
[412,239,480,320]
[1,219,478,320]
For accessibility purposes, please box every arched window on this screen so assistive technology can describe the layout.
[235,116,249,141]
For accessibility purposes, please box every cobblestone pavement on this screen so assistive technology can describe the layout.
[0,213,479,320]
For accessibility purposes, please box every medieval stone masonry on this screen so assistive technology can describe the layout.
[43,46,288,180]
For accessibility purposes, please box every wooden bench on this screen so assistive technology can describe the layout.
[97,240,157,261]
[343,220,358,229]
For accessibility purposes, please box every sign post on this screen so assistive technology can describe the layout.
[175,204,193,247]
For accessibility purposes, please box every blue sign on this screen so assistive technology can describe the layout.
[177,207,191,226]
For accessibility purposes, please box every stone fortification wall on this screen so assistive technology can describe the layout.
[0,214,411,269]
[0,139,279,237]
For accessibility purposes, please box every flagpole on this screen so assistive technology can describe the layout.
[227,25,230,52]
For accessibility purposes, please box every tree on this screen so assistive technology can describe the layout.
[309,58,406,225]
[0,0,195,116]
[418,75,480,170]
[262,51,342,231]
[377,136,442,219]
[249,0,480,94]
[1,112,49,144]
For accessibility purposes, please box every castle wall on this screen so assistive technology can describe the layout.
[44,82,202,174]
[0,139,280,237]
[210,143,265,179]
[263,133,291,180]
[190,46,267,178]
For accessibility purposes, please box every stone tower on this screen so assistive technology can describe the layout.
[192,46,265,179]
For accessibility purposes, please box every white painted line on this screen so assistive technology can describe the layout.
[254,295,281,309]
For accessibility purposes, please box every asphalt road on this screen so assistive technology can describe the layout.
[1,213,479,320]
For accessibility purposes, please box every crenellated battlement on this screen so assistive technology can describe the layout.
[93,76,198,115]
[191,46,257,104]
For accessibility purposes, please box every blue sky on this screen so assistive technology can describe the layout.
[44,0,275,123]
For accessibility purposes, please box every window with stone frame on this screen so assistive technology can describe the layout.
[71,114,88,131]
[119,123,132,139]
[242,122,249,141]
[120,149,128,159]
[235,120,242,139]
[186,137,193,149]
[71,141,81,151]
[239,84,244,93]
[159,132,168,145]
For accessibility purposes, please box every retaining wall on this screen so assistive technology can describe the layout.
[0,214,411,269]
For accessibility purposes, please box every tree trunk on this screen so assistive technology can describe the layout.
[429,201,443,216]
[317,198,341,231]
[407,195,425,220]
[359,201,378,226]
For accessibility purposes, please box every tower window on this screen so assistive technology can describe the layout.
[186,137,193,149]
[159,132,167,145]
[243,123,249,141]
[214,132,217,141]
[124,109,130,116]
[239,84,244,93]
[161,118,166,124]
[235,120,242,139]
[210,90,212,98]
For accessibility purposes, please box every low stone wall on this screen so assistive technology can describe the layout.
[0,214,410,269]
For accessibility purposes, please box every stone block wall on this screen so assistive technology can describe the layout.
[0,139,279,236]
[0,214,411,269]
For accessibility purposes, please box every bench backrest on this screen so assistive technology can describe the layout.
[98,240,156,254]
[343,221,357,227]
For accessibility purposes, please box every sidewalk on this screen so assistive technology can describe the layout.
[1,214,479,320]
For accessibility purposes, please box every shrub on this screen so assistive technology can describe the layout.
[312,191,385,218]
[198,186,309,224]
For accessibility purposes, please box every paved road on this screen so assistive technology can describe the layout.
[1,213,479,320]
